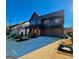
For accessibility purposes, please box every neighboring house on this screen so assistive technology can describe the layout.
[29,10,64,37]
[8,23,23,35]
[9,22,30,36]
[64,28,73,34]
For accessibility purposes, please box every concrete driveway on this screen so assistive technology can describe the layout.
[6,36,60,58]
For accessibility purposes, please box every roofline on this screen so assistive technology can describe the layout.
[29,9,64,21]
[29,12,39,22]
[40,9,64,17]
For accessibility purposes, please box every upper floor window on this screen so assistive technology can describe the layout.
[44,19,50,25]
[37,20,41,24]
[30,21,35,25]
[54,18,61,23]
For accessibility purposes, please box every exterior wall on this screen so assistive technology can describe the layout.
[42,26,63,37]
[41,16,64,37]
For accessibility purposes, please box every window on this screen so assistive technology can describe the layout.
[44,19,50,25]
[30,21,35,25]
[37,20,41,24]
[54,18,61,23]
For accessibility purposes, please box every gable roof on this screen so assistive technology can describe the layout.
[29,12,39,21]
[29,9,64,21]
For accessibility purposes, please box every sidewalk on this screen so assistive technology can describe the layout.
[19,40,72,59]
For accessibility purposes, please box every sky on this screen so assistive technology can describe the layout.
[6,0,73,27]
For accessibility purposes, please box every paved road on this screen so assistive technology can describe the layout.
[6,36,60,58]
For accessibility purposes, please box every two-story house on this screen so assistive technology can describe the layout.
[29,10,64,37]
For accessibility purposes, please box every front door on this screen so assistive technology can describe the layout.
[31,27,40,36]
